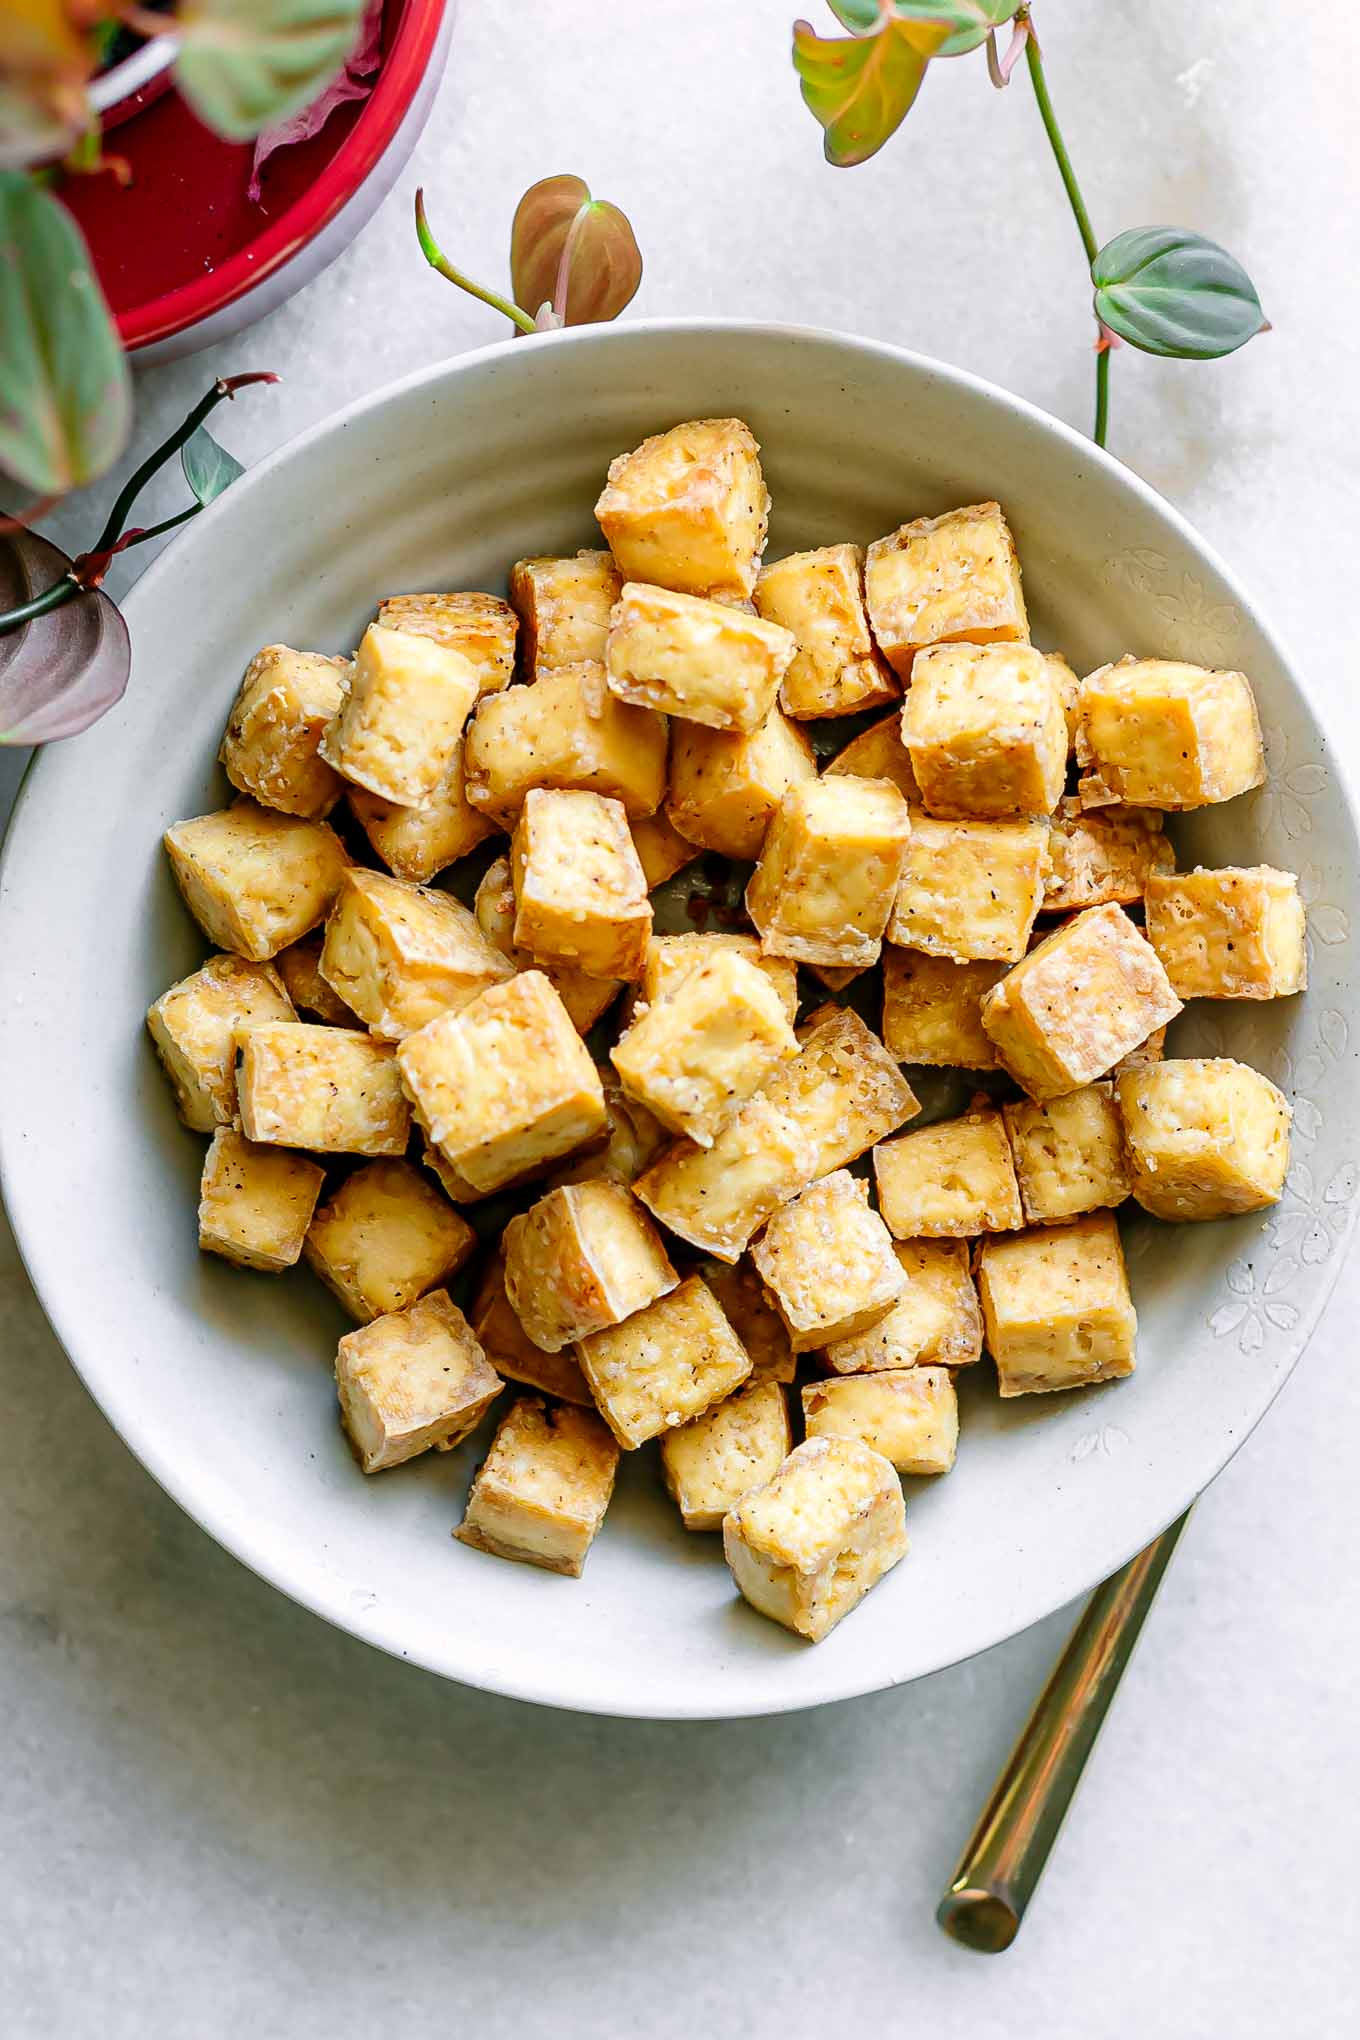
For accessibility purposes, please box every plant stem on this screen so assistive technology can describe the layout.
[415,190,538,335]
[1021,14,1108,446]
[0,576,79,636]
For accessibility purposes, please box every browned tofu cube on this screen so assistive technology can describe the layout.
[336,1290,501,1472]
[595,416,770,599]
[750,1170,905,1352]
[980,903,1182,1101]
[1003,1083,1131,1224]
[661,1379,792,1532]
[723,1437,908,1643]
[509,550,621,674]
[163,799,352,961]
[754,543,898,720]
[473,853,621,1036]
[511,788,652,980]
[471,1253,595,1405]
[825,709,921,805]
[1113,1025,1168,1075]
[881,947,1007,1069]
[978,1215,1137,1396]
[904,642,1067,820]
[320,623,479,807]
[545,1069,668,1192]
[464,662,666,824]
[785,1005,921,1175]
[874,1105,1023,1239]
[611,947,799,1146]
[503,1180,678,1351]
[347,741,497,885]
[236,1022,410,1156]
[147,951,296,1130]
[629,812,701,891]
[703,1258,797,1384]
[865,501,1028,679]
[1044,798,1174,913]
[1046,651,1081,754]
[375,590,517,696]
[887,815,1049,963]
[665,707,817,860]
[824,1239,982,1373]
[1116,1058,1291,1220]
[606,582,796,734]
[197,1127,325,1272]
[1144,866,1306,999]
[456,1397,618,1575]
[273,935,358,1026]
[219,645,349,819]
[803,1367,958,1476]
[638,933,798,1025]
[577,1274,752,1448]
[303,1159,475,1321]
[746,776,911,968]
[1077,657,1265,808]
[320,869,514,1041]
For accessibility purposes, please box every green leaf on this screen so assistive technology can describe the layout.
[1092,227,1268,360]
[830,2,1019,57]
[510,175,642,328]
[793,16,948,167]
[175,0,366,142]
[0,171,131,496]
[181,424,245,504]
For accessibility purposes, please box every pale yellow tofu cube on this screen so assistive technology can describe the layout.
[874,1106,1022,1239]
[978,1214,1137,1396]
[825,709,921,805]
[785,1004,921,1176]
[751,1170,905,1352]
[824,1239,982,1373]
[164,799,352,961]
[320,623,479,807]
[545,1069,668,1191]
[595,416,770,598]
[803,1368,958,1476]
[577,1274,752,1448]
[473,854,621,1036]
[197,1127,325,1272]
[980,902,1182,1101]
[320,868,514,1041]
[1144,866,1306,1000]
[703,1259,797,1383]
[302,1159,475,1322]
[509,550,621,674]
[1077,657,1265,808]
[638,933,799,1025]
[1003,1083,1131,1224]
[754,543,899,720]
[219,644,349,819]
[661,1379,792,1532]
[464,662,666,824]
[347,741,496,885]
[630,812,701,891]
[904,642,1067,820]
[887,815,1049,963]
[611,948,800,1146]
[881,947,1006,1069]
[273,935,358,1026]
[502,1180,678,1351]
[723,1437,908,1643]
[510,788,652,980]
[865,501,1028,679]
[1116,1058,1291,1220]
[665,707,817,860]
[397,971,607,1195]
[746,776,911,968]
[606,582,795,734]
[1044,798,1174,913]
[375,590,517,696]
[471,1254,595,1406]
[147,951,296,1130]
[237,1022,411,1155]
[456,1397,618,1575]
[1046,651,1081,754]
[336,1289,501,1472]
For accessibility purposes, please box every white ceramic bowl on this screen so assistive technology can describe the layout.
[2,322,1356,1719]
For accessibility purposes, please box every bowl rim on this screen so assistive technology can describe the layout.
[4,318,1356,1719]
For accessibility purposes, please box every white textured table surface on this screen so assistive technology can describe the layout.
[4,3,1359,2031]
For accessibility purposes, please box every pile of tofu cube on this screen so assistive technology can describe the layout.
[147,417,1302,1645]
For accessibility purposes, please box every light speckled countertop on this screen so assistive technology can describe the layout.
[3,4,1358,2031]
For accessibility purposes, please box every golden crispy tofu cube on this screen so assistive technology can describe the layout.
[456,1397,618,1575]
[746,776,911,968]
[875,1106,1022,1239]
[630,812,701,891]
[336,1289,501,1472]
[347,741,496,885]
[164,799,352,961]
[463,661,666,824]
[471,1253,594,1405]
[978,1214,1137,1396]
[783,1004,920,1174]
[824,1238,982,1373]
[1004,1083,1131,1224]
[611,948,799,1146]
[375,590,516,696]
[904,642,1067,820]
[197,1127,324,1272]
[219,645,349,819]
[1045,651,1081,754]
[865,502,1028,679]
[754,543,898,720]
[147,951,296,1130]
[510,789,652,981]
[803,1368,958,1476]
[703,1258,797,1383]
[1044,798,1173,913]
[723,1437,908,1643]
[1144,866,1306,1000]
[546,1069,668,1191]
[237,1021,411,1155]
[1077,657,1265,809]
[661,1379,792,1532]
[825,709,921,805]
[881,947,1006,1069]
[473,853,621,1035]
[751,1170,905,1352]
[398,971,607,1195]
[303,1159,475,1322]
[509,551,621,675]
[320,869,514,1042]
[638,933,799,1024]
[606,582,795,734]
[981,902,1182,1101]
[595,416,770,599]
[320,624,479,808]
[665,707,817,860]
[1116,1058,1291,1220]
[887,815,1049,963]
[273,934,358,1026]
[577,1274,752,1449]
[503,1180,678,1351]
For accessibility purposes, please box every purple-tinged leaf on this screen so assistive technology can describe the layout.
[246,0,383,204]
[510,176,642,328]
[0,527,129,745]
